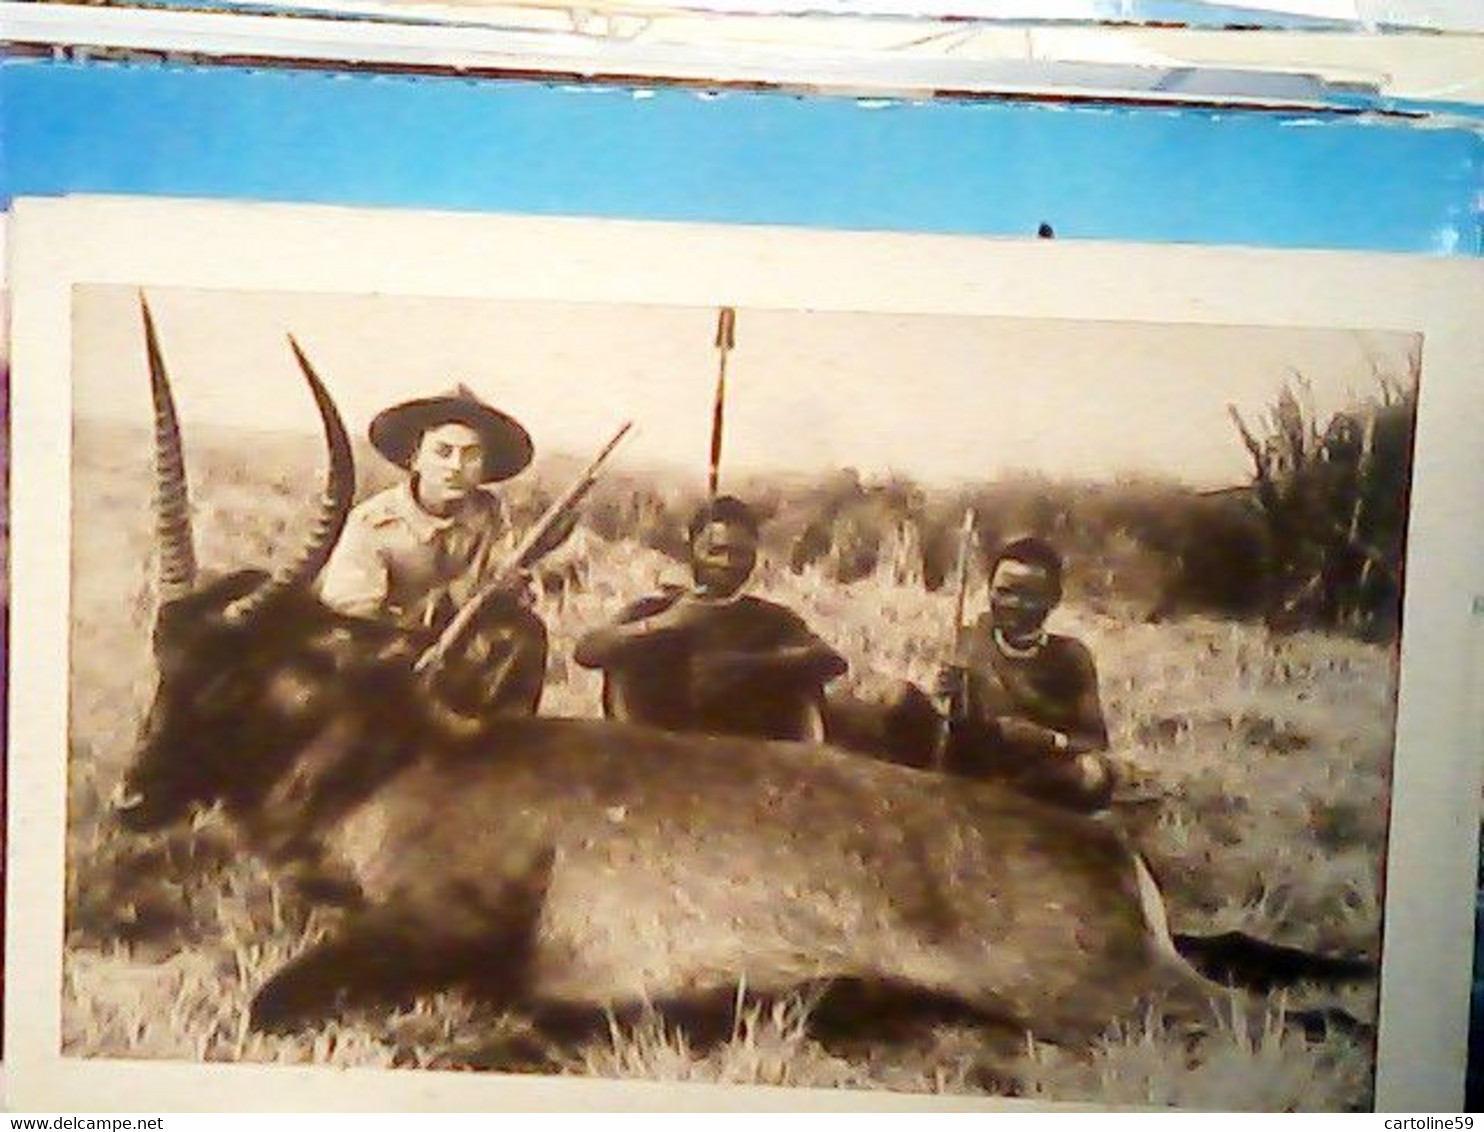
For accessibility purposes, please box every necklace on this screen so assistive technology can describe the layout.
[691,589,747,607]
[994,627,1048,659]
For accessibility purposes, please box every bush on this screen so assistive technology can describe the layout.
[1228,368,1417,640]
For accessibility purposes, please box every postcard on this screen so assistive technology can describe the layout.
[7,196,1482,1111]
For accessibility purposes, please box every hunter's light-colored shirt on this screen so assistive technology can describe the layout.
[317,481,520,630]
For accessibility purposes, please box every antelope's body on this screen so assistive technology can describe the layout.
[251,706,1177,1035]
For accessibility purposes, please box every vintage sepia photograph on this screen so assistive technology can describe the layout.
[59,281,1421,1109]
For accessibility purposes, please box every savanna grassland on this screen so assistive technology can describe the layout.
[64,419,1394,1109]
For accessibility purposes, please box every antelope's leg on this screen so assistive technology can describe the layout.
[249,910,439,1033]
[251,847,559,1032]
[248,906,532,1032]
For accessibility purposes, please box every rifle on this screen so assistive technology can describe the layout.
[933,507,977,772]
[414,421,633,676]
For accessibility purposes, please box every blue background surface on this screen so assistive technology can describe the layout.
[2,58,1481,254]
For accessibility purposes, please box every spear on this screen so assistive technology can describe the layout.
[708,306,736,498]
[934,507,977,772]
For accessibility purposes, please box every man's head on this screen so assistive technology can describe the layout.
[687,496,760,600]
[410,421,485,514]
[369,385,534,511]
[987,536,1063,641]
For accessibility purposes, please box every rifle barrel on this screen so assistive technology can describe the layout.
[507,420,632,569]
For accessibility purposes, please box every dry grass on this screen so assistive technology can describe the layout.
[63,420,1393,1109]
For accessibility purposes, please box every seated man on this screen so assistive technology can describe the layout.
[574,496,848,741]
[935,535,1116,813]
[318,384,562,724]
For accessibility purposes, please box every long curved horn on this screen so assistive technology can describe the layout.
[225,335,355,624]
[142,294,198,604]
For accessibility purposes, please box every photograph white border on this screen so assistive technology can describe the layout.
[7,195,1484,1112]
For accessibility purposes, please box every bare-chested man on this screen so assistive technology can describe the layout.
[934,536,1116,813]
[574,496,847,741]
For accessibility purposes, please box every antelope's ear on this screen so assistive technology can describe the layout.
[154,571,272,650]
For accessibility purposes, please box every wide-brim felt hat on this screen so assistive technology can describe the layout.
[369,384,534,483]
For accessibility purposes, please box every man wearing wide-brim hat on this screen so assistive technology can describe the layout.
[319,384,570,720]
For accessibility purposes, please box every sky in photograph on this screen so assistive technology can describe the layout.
[73,286,1419,491]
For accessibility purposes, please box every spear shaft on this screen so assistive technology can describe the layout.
[934,508,977,772]
[708,307,736,498]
